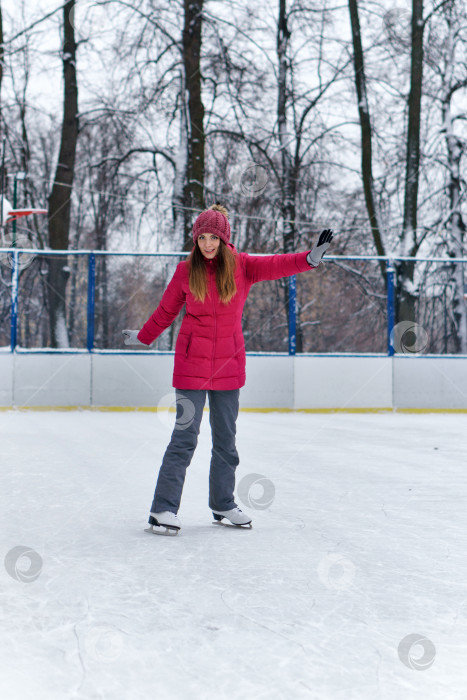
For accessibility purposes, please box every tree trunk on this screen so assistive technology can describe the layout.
[441,5,467,352]
[182,0,205,249]
[47,0,78,347]
[172,70,190,249]
[348,0,386,283]
[0,0,5,224]
[165,70,190,351]
[397,0,424,324]
[277,0,293,255]
[0,2,3,118]
[277,0,302,351]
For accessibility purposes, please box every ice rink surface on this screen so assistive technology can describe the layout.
[1,409,466,700]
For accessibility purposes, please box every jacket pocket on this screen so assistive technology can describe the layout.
[185,333,193,358]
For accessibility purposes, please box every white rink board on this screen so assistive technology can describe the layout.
[0,352,13,405]
[294,356,392,409]
[242,355,294,408]
[91,353,174,407]
[11,353,91,407]
[394,356,467,409]
[1,352,467,409]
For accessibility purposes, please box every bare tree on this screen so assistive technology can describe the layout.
[276,0,298,349]
[439,1,467,351]
[47,0,78,347]
[0,1,3,123]
[347,0,386,282]
[182,0,205,247]
[397,0,425,323]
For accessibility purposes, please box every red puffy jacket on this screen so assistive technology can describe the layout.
[137,245,315,390]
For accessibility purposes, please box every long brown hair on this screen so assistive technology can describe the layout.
[188,206,237,304]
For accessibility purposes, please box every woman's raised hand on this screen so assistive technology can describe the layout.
[307,229,334,267]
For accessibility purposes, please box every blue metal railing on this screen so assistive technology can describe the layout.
[288,275,297,355]
[386,260,395,357]
[86,253,96,352]
[10,249,19,352]
[2,248,466,356]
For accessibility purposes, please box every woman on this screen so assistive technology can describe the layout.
[123,204,333,535]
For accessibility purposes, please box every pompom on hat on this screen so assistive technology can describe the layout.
[192,203,231,245]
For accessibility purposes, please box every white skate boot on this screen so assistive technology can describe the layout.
[145,511,181,536]
[212,507,252,528]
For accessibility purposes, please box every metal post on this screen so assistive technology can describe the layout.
[1,137,6,226]
[86,253,96,351]
[10,249,19,351]
[386,260,395,356]
[12,174,18,247]
[288,275,296,355]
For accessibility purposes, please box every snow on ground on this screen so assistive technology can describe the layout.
[0,409,466,700]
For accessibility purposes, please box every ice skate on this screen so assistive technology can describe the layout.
[145,511,181,536]
[212,507,252,528]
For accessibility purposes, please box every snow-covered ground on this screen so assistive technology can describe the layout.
[1,409,466,700]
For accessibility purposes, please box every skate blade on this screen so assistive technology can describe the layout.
[212,520,252,529]
[144,524,179,536]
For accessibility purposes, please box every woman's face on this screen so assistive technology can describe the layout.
[198,233,220,259]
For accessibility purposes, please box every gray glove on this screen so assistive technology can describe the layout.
[307,229,333,267]
[122,329,146,346]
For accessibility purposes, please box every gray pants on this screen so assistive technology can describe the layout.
[149,389,240,516]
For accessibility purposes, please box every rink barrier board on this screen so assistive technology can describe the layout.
[1,353,467,410]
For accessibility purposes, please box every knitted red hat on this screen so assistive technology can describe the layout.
[192,204,231,245]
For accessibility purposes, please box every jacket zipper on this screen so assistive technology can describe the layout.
[210,266,217,389]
